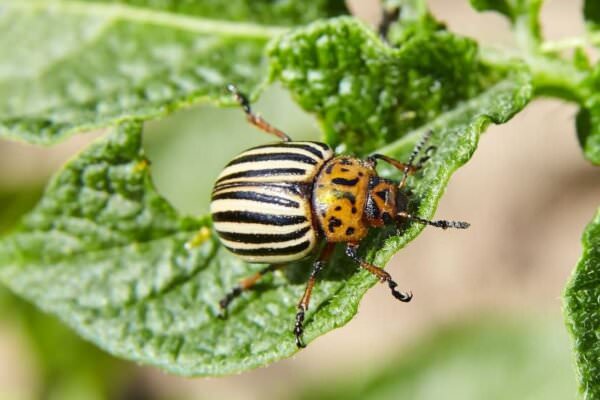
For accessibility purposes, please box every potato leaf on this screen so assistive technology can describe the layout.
[584,0,600,32]
[0,20,532,373]
[268,17,489,155]
[0,0,346,144]
[565,209,600,399]
[575,62,600,165]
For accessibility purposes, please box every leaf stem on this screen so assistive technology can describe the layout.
[526,55,590,102]
[480,46,589,104]
[513,13,540,54]
[540,32,600,53]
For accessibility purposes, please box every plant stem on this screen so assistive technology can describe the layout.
[481,47,589,104]
[541,32,600,53]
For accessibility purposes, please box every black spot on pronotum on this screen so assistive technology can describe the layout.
[345,227,355,236]
[333,177,360,186]
[341,167,349,172]
[328,216,343,233]
[325,164,334,174]
[340,192,357,205]
[335,206,342,211]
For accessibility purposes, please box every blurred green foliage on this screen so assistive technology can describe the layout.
[296,316,577,400]
[0,287,132,400]
[0,189,43,235]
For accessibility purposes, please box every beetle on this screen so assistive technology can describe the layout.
[211,84,469,348]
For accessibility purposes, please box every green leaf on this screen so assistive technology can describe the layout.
[0,0,346,145]
[0,122,221,374]
[575,63,600,165]
[469,0,543,49]
[0,187,43,234]
[0,53,531,376]
[576,106,600,165]
[584,0,600,31]
[469,0,514,18]
[380,0,444,45]
[59,0,347,25]
[72,0,349,26]
[565,208,600,399]
[268,17,492,155]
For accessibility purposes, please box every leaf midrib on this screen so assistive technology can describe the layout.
[2,0,289,38]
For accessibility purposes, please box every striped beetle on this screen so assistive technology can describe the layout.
[212,85,469,348]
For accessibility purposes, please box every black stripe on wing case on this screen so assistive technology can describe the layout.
[211,190,301,208]
[226,152,318,167]
[216,226,311,244]
[251,143,327,159]
[227,240,311,256]
[212,181,308,197]
[213,211,307,225]
[308,141,332,152]
[216,168,307,184]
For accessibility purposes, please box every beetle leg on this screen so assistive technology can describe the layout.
[219,264,283,318]
[345,242,413,303]
[295,243,336,348]
[367,154,418,174]
[226,84,292,142]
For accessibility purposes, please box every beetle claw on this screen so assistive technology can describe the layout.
[295,307,307,348]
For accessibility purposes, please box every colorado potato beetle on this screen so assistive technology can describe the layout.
[212,85,469,348]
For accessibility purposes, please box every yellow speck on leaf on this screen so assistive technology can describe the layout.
[134,159,150,172]
[185,226,212,250]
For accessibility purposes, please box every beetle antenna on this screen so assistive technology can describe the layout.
[398,130,433,190]
[397,211,470,230]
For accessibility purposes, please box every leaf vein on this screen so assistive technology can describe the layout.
[3,0,289,38]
